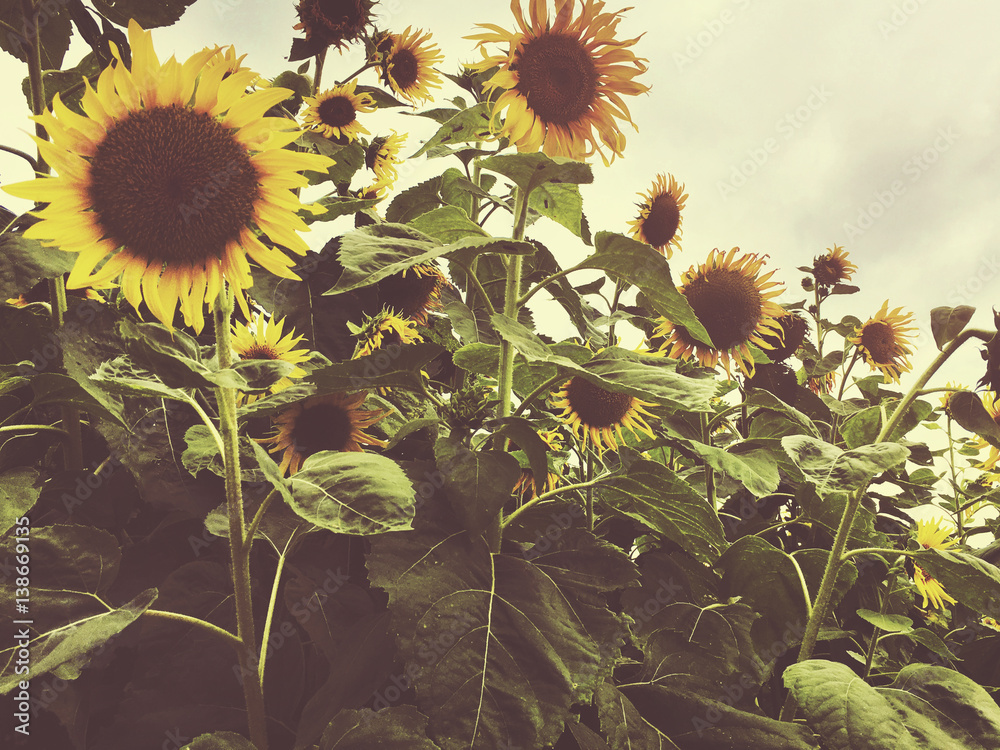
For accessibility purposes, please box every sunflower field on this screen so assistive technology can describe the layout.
[2,1,1000,749]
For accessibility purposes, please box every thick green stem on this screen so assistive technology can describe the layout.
[214,287,268,750]
[700,413,716,508]
[144,609,242,649]
[780,329,989,722]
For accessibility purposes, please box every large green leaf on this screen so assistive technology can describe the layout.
[319,706,439,749]
[286,452,415,535]
[408,205,487,243]
[366,494,633,750]
[0,0,72,67]
[596,682,679,750]
[840,399,933,449]
[783,660,919,750]
[581,232,714,347]
[676,440,780,497]
[29,371,126,426]
[183,732,257,750]
[529,182,588,240]
[478,151,594,194]
[91,0,199,27]
[410,102,493,158]
[91,355,194,402]
[914,548,1000,613]
[0,468,40,534]
[434,435,520,537]
[781,436,908,496]
[305,343,445,393]
[949,391,1000,449]
[598,459,728,565]
[0,233,74,301]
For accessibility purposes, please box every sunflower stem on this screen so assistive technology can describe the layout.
[700,412,716,508]
[313,48,327,93]
[214,286,269,750]
[0,144,39,172]
[780,330,987,723]
[142,609,242,650]
[20,0,48,174]
[585,452,595,532]
[258,530,298,686]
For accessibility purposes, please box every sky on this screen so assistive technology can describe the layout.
[1,0,999,394]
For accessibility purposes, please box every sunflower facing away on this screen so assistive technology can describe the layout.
[811,244,857,287]
[654,248,785,378]
[378,27,444,104]
[627,173,687,258]
[293,0,374,53]
[807,371,837,396]
[757,310,808,362]
[848,301,916,384]
[351,307,423,358]
[468,0,649,163]
[3,21,332,332]
[261,391,387,475]
[551,376,655,455]
[512,428,565,499]
[374,263,447,324]
[972,391,1000,472]
[232,312,311,403]
[302,80,376,141]
[365,131,407,184]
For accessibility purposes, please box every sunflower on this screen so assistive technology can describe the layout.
[807,371,837,396]
[627,173,687,258]
[293,0,374,53]
[512,429,565,499]
[205,45,269,87]
[848,301,916,384]
[972,391,1000,471]
[915,517,957,551]
[232,312,311,403]
[468,0,649,163]
[653,248,785,378]
[938,381,965,414]
[365,131,407,183]
[374,263,447,324]
[757,310,808,362]
[551,376,655,455]
[351,307,423,358]
[811,244,857,287]
[3,22,331,332]
[302,80,376,141]
[261,391,387,475]
[745,362,798,406]
[913,565,957,611]
[379,27,443,105]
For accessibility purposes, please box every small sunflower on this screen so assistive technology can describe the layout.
[807,371,837,396]
[848,301,916,384]
[627,173,687,258]
[379,27,444,105]
[3,22,332,332]
[293,0,374,53]
[365,131,407,183]
[232,312,311,403]
[261,391,387,475]
[811,244,857,287]
[654,248,785,378]
[374,263,447,324]
[981,616,1000,632]
[512,428,564,499]
[913,565,957,611]
[302,80,376,141]
[973,391,1000,471]
[938,381,965,414]
[757,311,808,363]
[351,307,423,358]
[551,376,655,455]
[915,517,957,551]
[468,0,650,163]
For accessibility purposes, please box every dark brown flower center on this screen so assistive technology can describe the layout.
[860,321,897,364]
[389,48,419,90]
[317,94,357,127]
[375,269,441,318]
[293,402,354,455]
[565,377,634,428]
[642,193,681,248]
[682,268,762,350]
[88,106,259,265]
[514,33,598,125]
[240,343,279,360]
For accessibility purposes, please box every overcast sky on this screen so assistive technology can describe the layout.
[1,0,998,393]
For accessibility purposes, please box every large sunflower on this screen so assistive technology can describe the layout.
[468,0,649,163]
[627,173,687,258]
[811,244,857,287]
[365,131,407,184]
[374,263,447,324]
[302,80,376,141]
[379,27,443,105]
[654,248,785,378]
[848,301,916,384]
[232,312,311,403]
[261,391,387,475]
[551,376,655,455]
[3,22,331,332]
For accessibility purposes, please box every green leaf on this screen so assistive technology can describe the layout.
[305,195,380,224]
[91,0,199,27]
[0,232,74,301]
[306,343,445,392]
[319,706,438,749]
[0,468,40,534]
[795,483,886,548]
[596,682,678,750]
[914,548,1000,613]
[930,305,976,350]
[386,175,444,224]
[434,435,521,537]
[286,452,415,535]
[183,732,258,750]
[857,609,913,633]
[783,659,919,750]
[746,390,822,439]
[583,233,714,348]
[781,436,908,496]
[181,425,263,483]
[949,391,1000,449]
[840,399,933,449]
[410,102,493,158]
[326,223,443,294]
[91,356,194,402]
[529,182,586,240]
[0,0,72,68]
[452,342,500,375]
[599,459,728,565]
[0,588,157,693]
[29,371,126,425]
[408,205,487,243]
[478,151,594,194]
[678,441,780,497]
[490,417,551,496]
